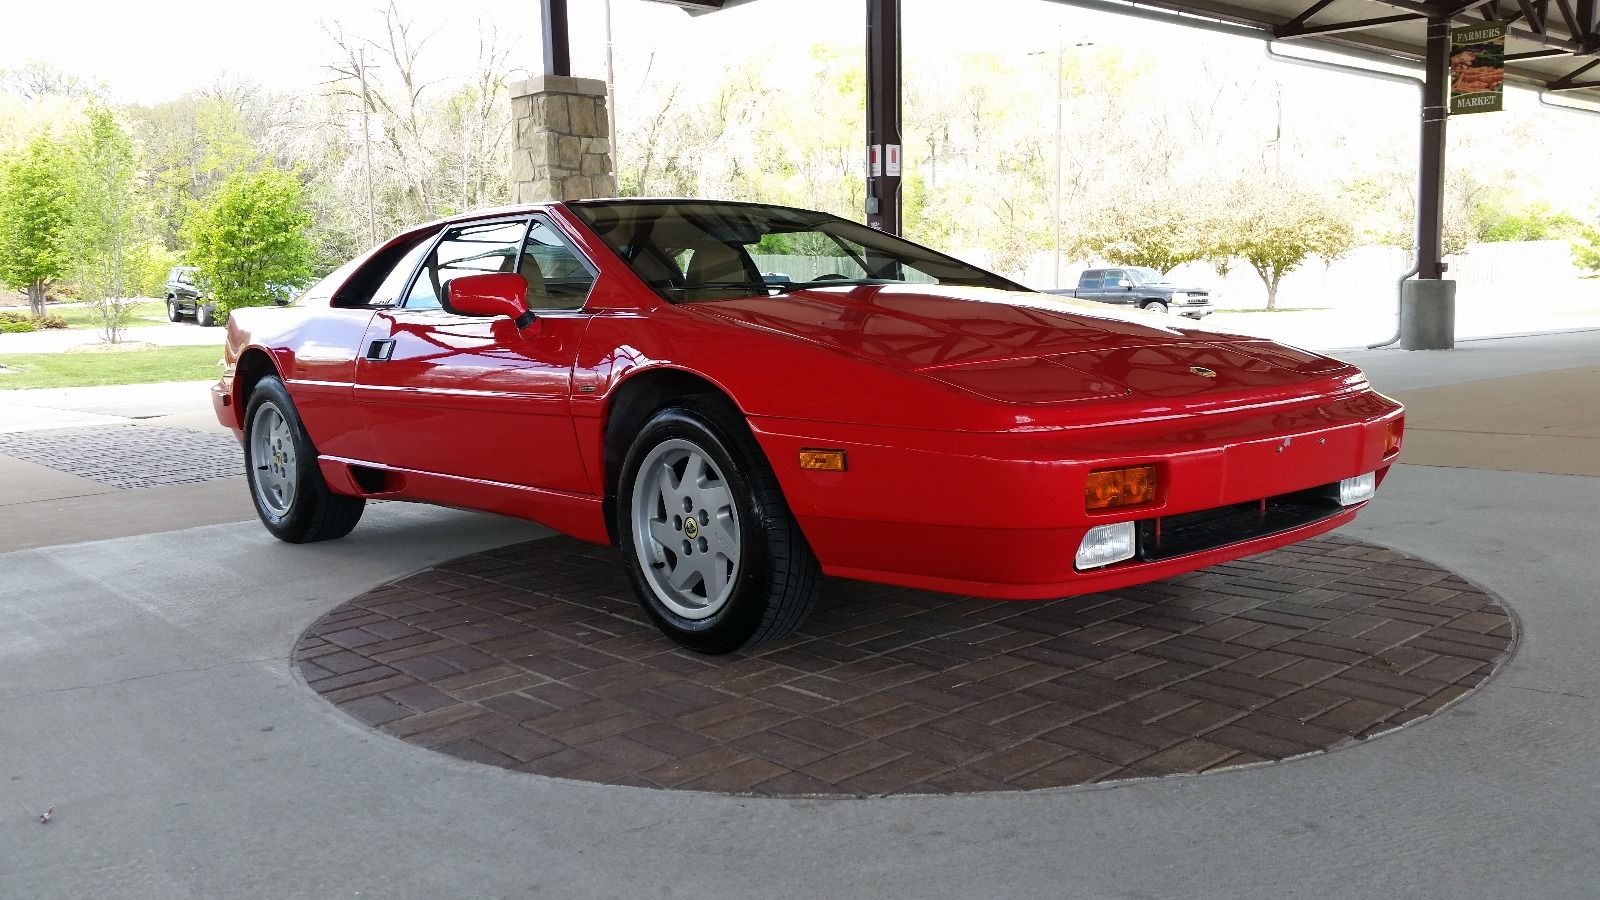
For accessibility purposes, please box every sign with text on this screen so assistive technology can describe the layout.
[1450,22,1506,115]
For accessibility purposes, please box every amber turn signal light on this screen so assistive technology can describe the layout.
[799,449,847,472]
[1086,465,1158,510]
[1384,421,1403,456]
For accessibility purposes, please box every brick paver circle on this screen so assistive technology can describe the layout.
[295,534,1515,797]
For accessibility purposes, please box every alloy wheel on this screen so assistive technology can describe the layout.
[631,438,742,620]
[249,402,298,518]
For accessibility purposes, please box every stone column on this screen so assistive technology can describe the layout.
[510,75,616,203]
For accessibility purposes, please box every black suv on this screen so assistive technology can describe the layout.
[164,266,219,326]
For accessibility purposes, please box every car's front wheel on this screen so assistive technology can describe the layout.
[617,403,821,654]
[244,375,365,543]
[166,298,182,322]
[1142,300,1170,314]
[197,302,217,327]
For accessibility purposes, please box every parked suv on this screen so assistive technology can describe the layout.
[164,266,219,327]
[1046,266,1213,319]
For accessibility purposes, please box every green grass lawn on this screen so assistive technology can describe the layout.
[53,300,169,329]
[0,346,222,389]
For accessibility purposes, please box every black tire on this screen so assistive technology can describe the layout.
[243,375,365,543]
[1141,300,1169,314]
[196,302,217,327]
[166,297,182,322]
[616,401,821,654]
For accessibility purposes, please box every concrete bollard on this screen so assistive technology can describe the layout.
[1400,279,1456,351]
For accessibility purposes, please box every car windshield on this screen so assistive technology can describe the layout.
[1128,267,1169,285]
[569,200,1020,302]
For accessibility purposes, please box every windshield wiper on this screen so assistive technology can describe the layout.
[768,278,898,294]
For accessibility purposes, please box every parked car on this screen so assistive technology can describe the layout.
[1046,266,1213,318]
[213,199,1402,654]
[164,266,219,327]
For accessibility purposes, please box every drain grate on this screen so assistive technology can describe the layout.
[0,425,243,489]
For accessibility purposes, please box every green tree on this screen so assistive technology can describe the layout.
[181,168,313,321]
[1573,224,1600,274]
[1081,187,1211,274]
[1473,200,1582,242]
[1224,180,1355,310]
[0,133,77,318]
[70,106,143,342]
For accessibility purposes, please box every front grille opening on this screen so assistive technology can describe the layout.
[1135,483,1343,562]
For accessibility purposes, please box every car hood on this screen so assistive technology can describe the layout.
[679,284,1358,408]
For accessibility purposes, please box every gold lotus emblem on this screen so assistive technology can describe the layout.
[684,517,699,539]
[1190,366,1218,378]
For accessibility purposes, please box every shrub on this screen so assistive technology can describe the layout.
[32,313,68,329]
[1,319,37,333]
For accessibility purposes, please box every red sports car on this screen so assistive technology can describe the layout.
[214,200,1403,654]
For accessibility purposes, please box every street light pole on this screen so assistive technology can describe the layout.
[358,47,377,248]
[605,0,618,161]
[1053,30,1063,289]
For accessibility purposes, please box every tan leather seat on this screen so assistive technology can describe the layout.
[684,242,754,286]
[518,254,562,309]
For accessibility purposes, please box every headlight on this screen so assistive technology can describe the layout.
[1170,292,1186,302]
[1076,522,1137,570]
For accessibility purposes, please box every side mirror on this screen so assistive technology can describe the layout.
[1120,281,1132,290]
[446,273,536,329]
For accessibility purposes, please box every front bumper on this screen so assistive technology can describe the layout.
[749,392,1402,600]
[211,379,243,440]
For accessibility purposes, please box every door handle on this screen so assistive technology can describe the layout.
[366,339,396,361]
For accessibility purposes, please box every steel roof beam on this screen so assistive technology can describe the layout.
[1550,56,1600,84]
[1507,46,1572,55]
[1553,0,1584,35]
[1516,0,1546,29]
[1276,0,1339,34]
[1278,13,1424,37]
[1377,0,1582,49]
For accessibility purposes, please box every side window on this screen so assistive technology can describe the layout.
[1079,273,1102,290]
[520,217,596,310]
[406,220,529,310]
[1105,270,1127,288]
[369,234,436,307]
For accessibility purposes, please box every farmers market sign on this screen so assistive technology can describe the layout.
[1450,22,1506,114]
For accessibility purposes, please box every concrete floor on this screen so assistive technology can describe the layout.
[2,330,1599,898]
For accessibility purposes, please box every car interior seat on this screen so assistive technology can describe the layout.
[683,241,762,299]
[518,253,565,310]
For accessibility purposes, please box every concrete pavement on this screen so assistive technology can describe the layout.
[1,330,1599,898]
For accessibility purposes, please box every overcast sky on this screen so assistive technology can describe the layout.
[5,0,1592,208]
[2,0,1412,104]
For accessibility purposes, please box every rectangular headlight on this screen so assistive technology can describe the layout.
[1339,472,1376,506]
[1076,522,1136,570]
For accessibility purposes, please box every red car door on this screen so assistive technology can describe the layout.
[351,215,594,494]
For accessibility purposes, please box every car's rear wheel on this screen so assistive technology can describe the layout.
[166,298,182,322]
[617,403,821,654]
[244,375,365,543]
[1142,300,1169,314]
